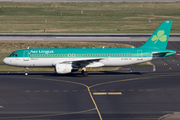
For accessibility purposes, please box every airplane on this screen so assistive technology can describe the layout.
[3,20,176,77]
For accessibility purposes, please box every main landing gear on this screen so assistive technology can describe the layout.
[82,68,88,77]
[25,67,29,76]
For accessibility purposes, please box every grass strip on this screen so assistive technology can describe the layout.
[0,2,180,33]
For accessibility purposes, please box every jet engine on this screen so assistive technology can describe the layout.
[55,64,72,74]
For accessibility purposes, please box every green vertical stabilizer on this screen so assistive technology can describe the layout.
[139,21,173,49]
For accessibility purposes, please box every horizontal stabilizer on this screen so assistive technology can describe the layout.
[152,51,176,57]
[152,52,171,55]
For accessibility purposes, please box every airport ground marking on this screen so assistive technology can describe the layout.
[100,90,106,91]
[159,73,180,77]
[16,77,103,120]
[110,90,115,91]
[25,89,169,93]
[93,92,122,95]
[35,78,102,120]
[53,90,59,92]
[108,92,122,95]
[72,90,78,92]
[0,108,96,119]
[119,90,125,91]
[89,73,180,89]
[93,92,107,95]
[25,90,31,92]
[44,90,49,92]
[63,90,68,92]
[89,77,149,88]
[87,87,103,120]
[8,73,180,120]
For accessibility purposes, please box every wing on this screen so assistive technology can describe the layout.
[58,58,105,68]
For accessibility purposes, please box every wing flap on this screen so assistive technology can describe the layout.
[60,58,103,64]
[60,58,105,68]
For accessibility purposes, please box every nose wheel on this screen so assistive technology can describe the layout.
[25,67,29,76]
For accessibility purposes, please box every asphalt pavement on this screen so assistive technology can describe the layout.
[0,0,179,1]
[1,71,180,120]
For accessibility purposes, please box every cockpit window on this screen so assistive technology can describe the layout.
[9,53,18,57]
[10,53,14,56]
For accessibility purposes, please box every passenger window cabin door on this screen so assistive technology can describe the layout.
[23,50,29,61]
[68,53,75,59]
[137,50,143,60]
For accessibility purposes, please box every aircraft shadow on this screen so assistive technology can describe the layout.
[0,71,143,77]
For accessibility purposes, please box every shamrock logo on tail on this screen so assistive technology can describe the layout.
[151,30,167,44]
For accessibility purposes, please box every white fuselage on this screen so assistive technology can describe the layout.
[3,57,153,68]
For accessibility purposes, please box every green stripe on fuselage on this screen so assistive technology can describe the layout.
[8,48,175,58]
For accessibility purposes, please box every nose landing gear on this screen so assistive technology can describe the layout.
[25,67,29,76]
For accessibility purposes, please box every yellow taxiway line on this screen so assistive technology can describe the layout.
[93,92,107,95]
[93,92,122,95]
[108,92,122,95]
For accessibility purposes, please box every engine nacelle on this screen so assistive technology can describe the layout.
[55,64,72,74]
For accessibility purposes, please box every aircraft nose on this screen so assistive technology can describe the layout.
[3,57,9,65]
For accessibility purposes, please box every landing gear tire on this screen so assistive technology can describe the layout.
[25,67,29,76]
[82,70,88,77]
[25,72,28,76]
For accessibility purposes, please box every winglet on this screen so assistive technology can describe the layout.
[139,21,173,49]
